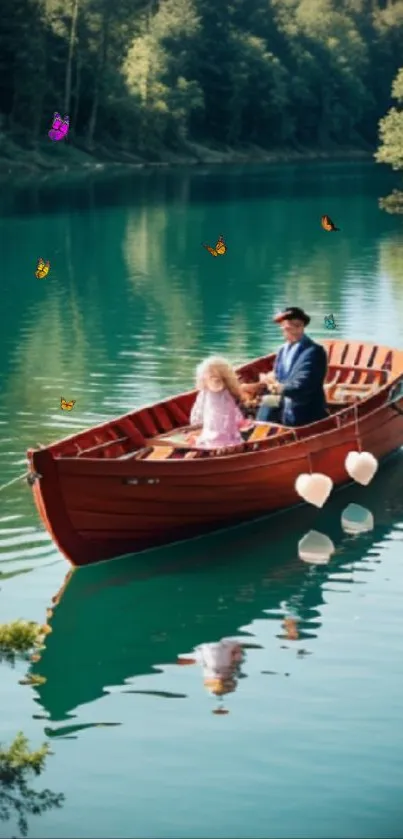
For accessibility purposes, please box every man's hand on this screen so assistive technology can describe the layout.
[270,380,284,395]
[259,371,275,386]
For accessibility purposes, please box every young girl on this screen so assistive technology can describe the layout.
[189,355,246,448]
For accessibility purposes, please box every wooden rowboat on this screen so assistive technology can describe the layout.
[26,339,403,568]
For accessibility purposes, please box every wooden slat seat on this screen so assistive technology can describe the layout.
[145,425,198,448]
[344,369,369,385]
[121,421,289,461]
[144,446,175,461]
[327,381,379,405]
[325,366,389,402]
[244,422,286,442]
[247,423,272,442]
[325,364,389,383]
[146,421,288,450]
[334,383,375,400]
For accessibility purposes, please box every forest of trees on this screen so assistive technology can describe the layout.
[376,63,403,211]
[1,0,403,162]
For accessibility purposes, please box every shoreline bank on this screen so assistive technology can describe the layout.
[0,135,374,184]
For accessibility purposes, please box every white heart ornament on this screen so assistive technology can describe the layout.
[295,472,333,508]
[345,451,378,486]
[298,530,335,565]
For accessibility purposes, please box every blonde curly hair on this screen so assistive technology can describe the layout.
[195,355,243,401]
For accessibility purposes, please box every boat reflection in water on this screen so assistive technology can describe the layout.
[30,452,403,727]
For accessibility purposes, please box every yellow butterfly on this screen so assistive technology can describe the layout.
[60,397,76,411]
[202,235,227,257]
[35,258,50,279]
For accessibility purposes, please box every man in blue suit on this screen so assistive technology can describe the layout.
[256,306,328,427]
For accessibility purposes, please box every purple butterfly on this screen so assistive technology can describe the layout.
[48,112,69,142]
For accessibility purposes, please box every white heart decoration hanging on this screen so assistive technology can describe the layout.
[295,472,333,508]
[345,451,378,486]
[298,530,335,565]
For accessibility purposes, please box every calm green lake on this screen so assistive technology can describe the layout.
[1,161,403,839]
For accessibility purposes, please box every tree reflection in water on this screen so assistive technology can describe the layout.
[0,732,64,837]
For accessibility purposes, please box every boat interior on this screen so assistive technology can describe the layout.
[49,341,395,463]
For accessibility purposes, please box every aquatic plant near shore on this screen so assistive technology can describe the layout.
[0,620,51,661]
[0,732,64,836]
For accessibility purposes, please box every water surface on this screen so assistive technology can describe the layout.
[1,161,403,838]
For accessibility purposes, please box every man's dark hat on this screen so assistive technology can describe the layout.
[273,306,310,326]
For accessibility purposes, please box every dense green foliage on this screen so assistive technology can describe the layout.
[376,64,403,212]
[0,732,64,836]
[1,0,403,157]
[376,66,403,170]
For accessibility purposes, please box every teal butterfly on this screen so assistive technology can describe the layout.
[324,314,337,330]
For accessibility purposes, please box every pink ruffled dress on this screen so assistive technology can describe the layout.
[190,388,244,448]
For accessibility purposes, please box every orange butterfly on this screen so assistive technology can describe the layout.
[321,215,340,232]
[60,397,76,411]
[202,235,227,257]
[35,257,51,279]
